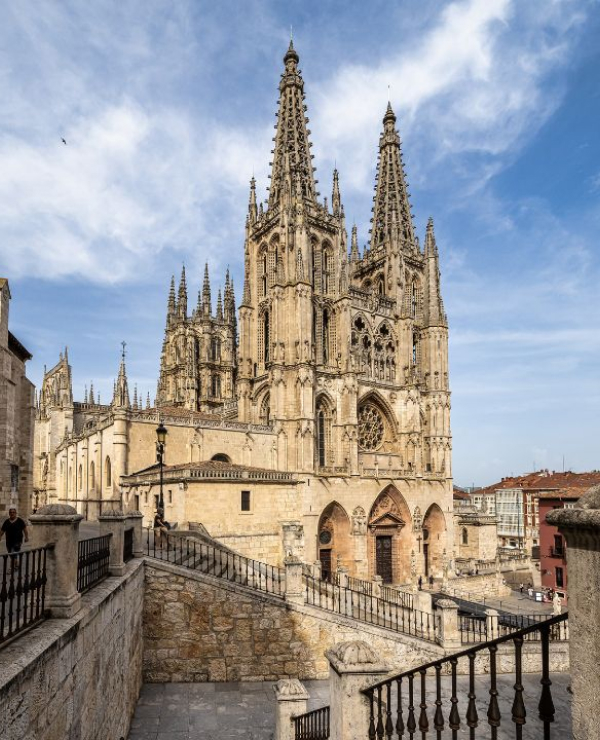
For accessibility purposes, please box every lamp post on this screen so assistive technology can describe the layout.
[156,422,168,511]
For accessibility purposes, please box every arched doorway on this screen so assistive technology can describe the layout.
[422,504,446,578]
[317,502,351,581]
[368,486,412,584]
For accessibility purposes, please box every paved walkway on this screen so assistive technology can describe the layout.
[127,674,571,740]
[127,680,328,740]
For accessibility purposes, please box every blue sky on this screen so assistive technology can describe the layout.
[1,0,599,486]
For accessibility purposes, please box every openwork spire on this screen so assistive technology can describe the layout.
[369,103,416,251]
[178,265,187,318]
[268,41,317,209]
[167,275,176,322]
[202,263,212,316]
[423,217,447,328]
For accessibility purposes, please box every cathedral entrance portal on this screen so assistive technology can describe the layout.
[375,535,393,583]
[368,486,412,584]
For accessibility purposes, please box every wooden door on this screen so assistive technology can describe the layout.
[376,536,393,584]
[320,549,332,582]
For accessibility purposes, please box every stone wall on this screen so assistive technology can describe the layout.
[0,560,144,740]
[445,572,511,600]
[143,560,443,682]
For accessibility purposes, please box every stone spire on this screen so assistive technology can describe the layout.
[202,263,212,316]
[350,225,360,262]
[224,269,235,323]
[296,244,305,280]
[423,217,447,327]
[146,391,151,410]
[133,384,139,409]
[268,41,317,209]
[216,289,223,321]
[112,343,131,409]
[332,168,341,216]
[167,275,176,322]
[89,382,95,405]
[178,265,187,319]
[248,177,258,223]
[242,244,252,307]
[369,103,416,251]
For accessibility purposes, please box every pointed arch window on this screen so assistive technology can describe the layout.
[323,309,330,364]
[78,464,83,490]
[211,375,221,398]
[89,461,95,491]
[322,248,332,295]
[412,333,418,366]
[258,249,268,299]
[263,311,270,364]
[316,398,333,469]
[411,282,418,318]
[211,337,221,361]
[462,528,469,545]
[105,457,112,488]
[259,393,271,425]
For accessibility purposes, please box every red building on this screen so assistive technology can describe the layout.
[539,490,583,604]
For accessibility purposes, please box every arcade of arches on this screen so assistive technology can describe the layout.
[316,488,447,585]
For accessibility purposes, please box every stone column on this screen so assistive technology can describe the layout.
[325,641,390,740]
[281,521,305,560]
[547,485,600,740]
[126,510,144,557]
[372,575,383,598]
[337,565,349,589]
[98,509,127,577]
[29,504,83,618]
[274,679,309,740]
[284,555,304,605]
[313,560,322,581]
[436,598,461,650]
[485,608,499,641]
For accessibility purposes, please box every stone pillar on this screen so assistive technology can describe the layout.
[274,679,309,740]
[337,565,349,589]
[547,485,600,740]
[325,641,390,740]
[313,560,322,581]
[29,504,83,618]
[416,590,433,614]
[372,575,383,598]
[98,509,127,577]
[485,608,499,641]
[284,555,304,605]
[126,510,144,558]
[436,598,461,650]
[281,521,305,560]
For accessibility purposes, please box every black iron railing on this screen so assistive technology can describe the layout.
[347,575,373,596]
[459,612,569,644]
[381,585,414,611]
[363,612,569,739]
[304,575,436,642]
[123,527,134,562]
[293,706,330,739]
[0,547,48,646]
[77,534,111,593]
[146,531,285,597]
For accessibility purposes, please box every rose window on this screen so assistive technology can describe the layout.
[357,404,384,451]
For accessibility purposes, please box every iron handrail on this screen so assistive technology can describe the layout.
[0,546,48,646]
[293,705,330,739]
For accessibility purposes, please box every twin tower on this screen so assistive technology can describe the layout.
[157,41,450,479]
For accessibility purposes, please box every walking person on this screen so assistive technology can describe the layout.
[153,509,170,549]
[0,508,29,570]
[519,582,524,595]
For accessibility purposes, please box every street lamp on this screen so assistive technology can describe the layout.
[156,422,168,511]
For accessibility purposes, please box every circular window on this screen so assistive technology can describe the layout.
[357,404,385,451]
[319,530,332,545]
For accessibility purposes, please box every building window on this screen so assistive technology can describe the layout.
[105,457,112,488]
[412,333,418,366]
[168,490,173,504]
[260,310,270,364]
[555,567,564,589]
[259,394,270,425]
[90,461,95,491]
[211,375,221,398]
[553,535,564,557]
[316,398,332,468]
[411,282,418,318]
[78,464,83,490]
[241,490,251,512]
[462,528,469,545]
[322,249,332,294]
[211,338,221,361]
[323,309,330,363]
[211,453,231,463]
[144,491,148,504]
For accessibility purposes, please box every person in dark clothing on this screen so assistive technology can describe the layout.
[153,509,170,549]
[428,574,434,588]
[0,508,29,569]
[418,575,423,590]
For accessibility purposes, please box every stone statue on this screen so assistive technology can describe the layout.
[351,506,367,535]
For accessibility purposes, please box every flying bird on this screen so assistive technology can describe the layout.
[61,138,67,145]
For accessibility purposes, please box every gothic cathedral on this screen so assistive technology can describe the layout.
[34,43,453,585]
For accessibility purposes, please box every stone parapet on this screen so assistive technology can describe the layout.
[99,509,128,576]
[274,679,309,740]
[547,484,600,740]
[29,503,83,618]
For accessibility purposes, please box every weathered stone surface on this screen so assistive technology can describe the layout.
[0,560,144,740]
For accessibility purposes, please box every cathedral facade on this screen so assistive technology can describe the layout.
[33,44,453,585]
